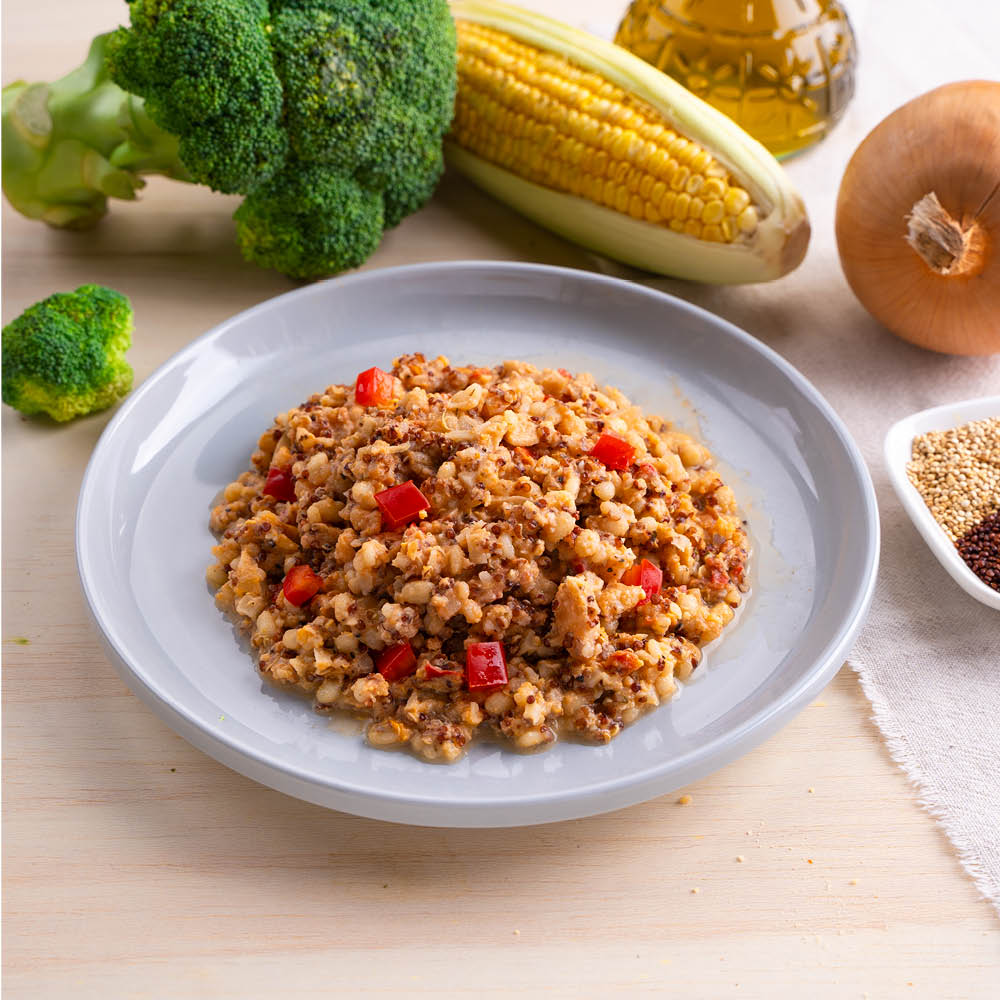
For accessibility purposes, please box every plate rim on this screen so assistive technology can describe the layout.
[76,260,881,825]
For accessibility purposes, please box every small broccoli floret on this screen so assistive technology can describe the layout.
[2,284,134,422]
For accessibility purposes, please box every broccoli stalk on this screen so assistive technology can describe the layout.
[1,0,457,279]
[2,285,134,422]
[2,34,189,230]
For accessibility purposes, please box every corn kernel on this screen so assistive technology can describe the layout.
[724,187,752,216]
[670,165,690,191]
[649,148,671,178]
[635,140,656,169]
[737,205,759,233]
[668,137,690,160]
[601,124,623,152]
[703,199,725,224]
[685,173,704,196]
[690,149,712,174]
[610,130,632,159]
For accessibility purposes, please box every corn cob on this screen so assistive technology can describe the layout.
[447,0,809,283]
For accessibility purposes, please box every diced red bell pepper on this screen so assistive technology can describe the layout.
[466,641,508,693]
[377,642,418,682]
[262,466,296,502]
[609,650,643,673]
[355,366,394,406]
[621,559,663,604]
[589,433,635,471]
[424,663,462,680]
[375,481,430,531]
[282,564,322,606]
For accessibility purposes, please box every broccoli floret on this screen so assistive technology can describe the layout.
[2,284,134,422]
[234,166,385,279]
[106,0,288,194]
[2,1,457,278]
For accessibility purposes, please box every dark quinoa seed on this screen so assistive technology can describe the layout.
[956,511,1000,592]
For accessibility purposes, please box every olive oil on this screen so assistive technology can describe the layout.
[615,0,857,158]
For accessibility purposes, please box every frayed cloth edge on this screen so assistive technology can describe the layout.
[848,657,1000,917]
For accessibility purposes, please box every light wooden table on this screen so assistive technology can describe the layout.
[3,1,998,996]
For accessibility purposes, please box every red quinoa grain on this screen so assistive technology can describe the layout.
[956,511,1000,592]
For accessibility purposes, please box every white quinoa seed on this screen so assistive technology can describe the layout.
[906,417,1000,541]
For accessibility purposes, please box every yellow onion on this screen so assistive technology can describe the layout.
[836,81,1000,355]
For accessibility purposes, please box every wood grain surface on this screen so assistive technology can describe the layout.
[3,1,998,996]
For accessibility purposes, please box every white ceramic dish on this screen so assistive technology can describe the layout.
[77,262,879,827]
[884,396,1000,612]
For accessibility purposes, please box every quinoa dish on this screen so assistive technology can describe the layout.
[207,355,750,762]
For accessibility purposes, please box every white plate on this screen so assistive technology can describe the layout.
[885,396,1000,612]
[77,262,879,827]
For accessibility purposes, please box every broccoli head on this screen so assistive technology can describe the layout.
[2,1,458,279]
[2,285,134,422]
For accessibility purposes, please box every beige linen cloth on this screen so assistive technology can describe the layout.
[571,0,1000,913]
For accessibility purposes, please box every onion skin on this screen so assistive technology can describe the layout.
[835,81,1000,356]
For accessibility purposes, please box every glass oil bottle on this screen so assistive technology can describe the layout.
[615,0,857,158]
